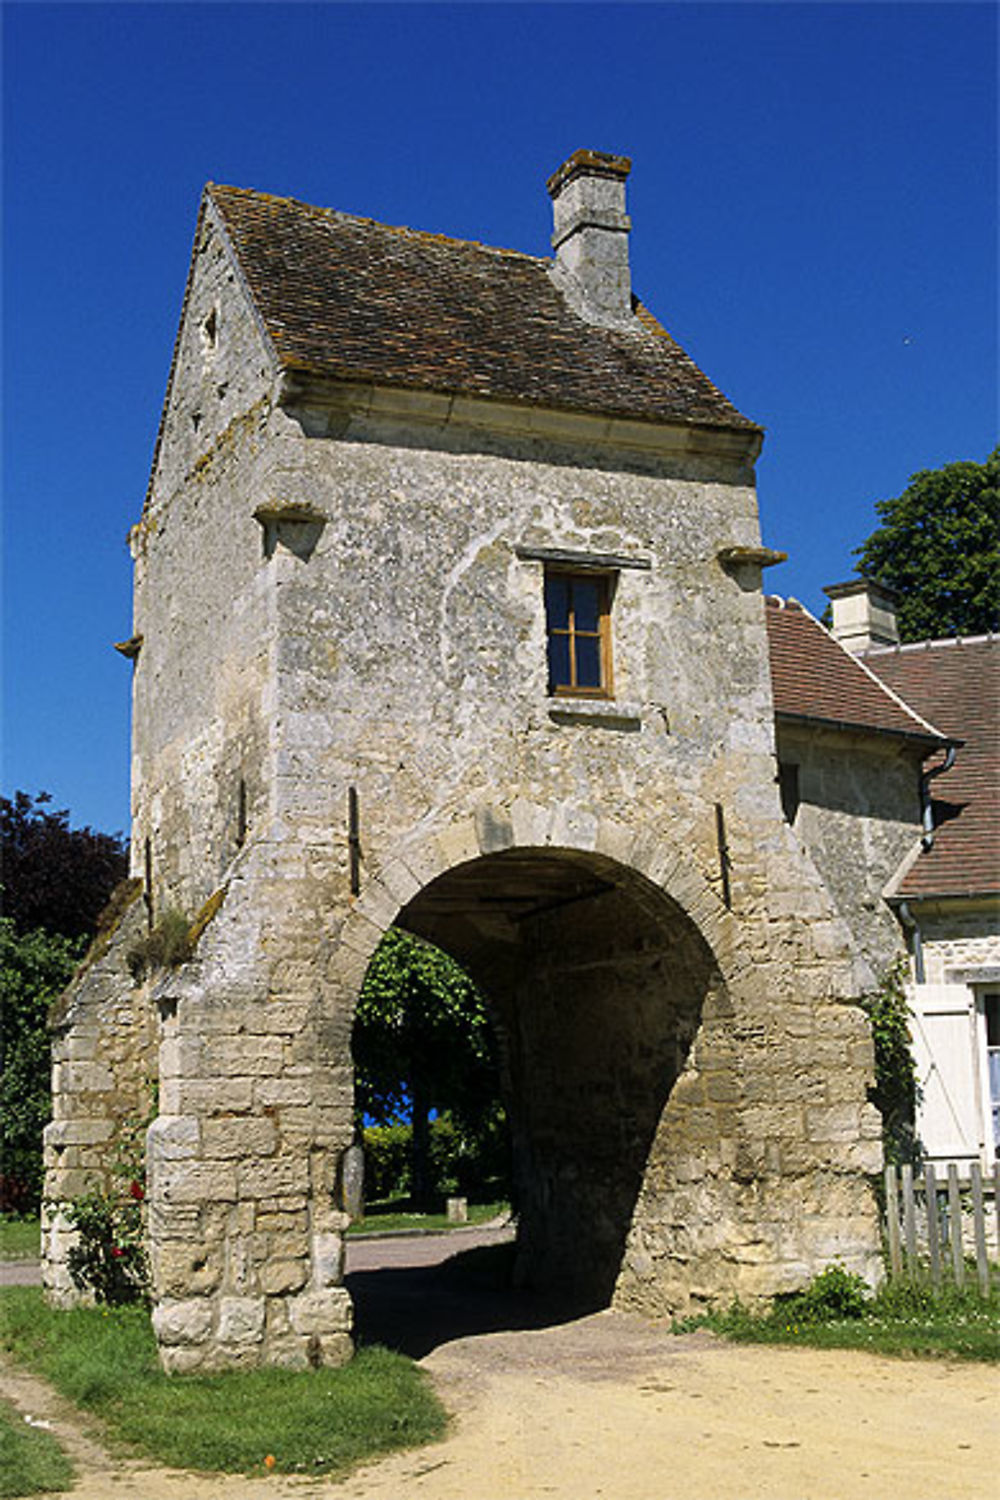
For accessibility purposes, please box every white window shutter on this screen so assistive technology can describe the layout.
[909,984,983,1164]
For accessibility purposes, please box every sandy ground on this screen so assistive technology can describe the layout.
[2,1234,998,1500]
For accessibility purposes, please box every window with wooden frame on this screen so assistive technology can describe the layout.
[544,569,614,698]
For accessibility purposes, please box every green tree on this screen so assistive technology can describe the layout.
[1,791,127,940]
[0,791,127,1213]
[353,928,506,1209]
[0,919,82,1210]
[853,449,999,642]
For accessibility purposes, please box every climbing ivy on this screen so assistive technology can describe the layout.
[865,958,918,1165]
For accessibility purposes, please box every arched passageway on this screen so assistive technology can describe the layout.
[356,847,727,1319]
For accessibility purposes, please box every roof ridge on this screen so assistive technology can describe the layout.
[862,632,999,655]
[207,182,546,265]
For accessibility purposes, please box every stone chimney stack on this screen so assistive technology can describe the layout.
[547,149,633,328]
[823,578,901,653]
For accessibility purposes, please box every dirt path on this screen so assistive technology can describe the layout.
[2,1236,998,1499]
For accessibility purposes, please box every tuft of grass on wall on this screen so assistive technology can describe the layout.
[0,1398,74,1498]
[0,1288,447,1477]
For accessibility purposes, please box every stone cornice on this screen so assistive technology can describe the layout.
[274,369,763,465]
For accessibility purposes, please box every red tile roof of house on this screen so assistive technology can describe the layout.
[863,636,999,899]
[765,597,948,745]
[205,184,759,434]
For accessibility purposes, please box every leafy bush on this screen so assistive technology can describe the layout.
[777,1264,869,1323]
[64,1112,151,1306]
[363,1122,412,1202]
[0,921,82,1213]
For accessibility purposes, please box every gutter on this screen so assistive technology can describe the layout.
[920,745,958,850]
[896,900,925,983]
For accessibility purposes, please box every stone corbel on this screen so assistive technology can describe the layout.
[114,634,144,660]
[253,502,327,562]
[717,545,787,592]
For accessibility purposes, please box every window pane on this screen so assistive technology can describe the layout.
[571,577,601,633]
[575,634,602,689]
[544,574,570,630]
[547,633,571,689]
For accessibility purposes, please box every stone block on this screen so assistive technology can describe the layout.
[202,1117,278,1159]
[806,1104,861,1144]
[311,1232,345,1287]
[254,1076,313,1107]
[153,1298,214,1346]
[160,1162,238,1204]
[218,1296,266,1343]
[175,1078,255,1114]
[261,1259,308,1295]
[288,1288,353,1337]
[237,1156,310,1199]
[148,1115,201,1160]
[203,1035,284,1077]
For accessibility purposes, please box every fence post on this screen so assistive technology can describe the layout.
[947,1163,965,1289]
[884,1164,902,1280]
[901,1163,918,1277]
[924,1165,942,1289]
[970,1162,989,1297]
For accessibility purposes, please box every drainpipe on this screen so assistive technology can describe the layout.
[920,745,957,850]
[897,900,925,984]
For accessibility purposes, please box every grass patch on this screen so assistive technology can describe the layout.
[0,1398,74,1497]
[0,1288,447,1477]
[675,1267,1000,1363]
[347,1199,509,1236]
[0,1218,39,1262]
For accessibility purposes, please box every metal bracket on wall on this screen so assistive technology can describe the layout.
[348,787,362,896]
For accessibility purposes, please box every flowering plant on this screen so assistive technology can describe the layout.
[63,1108,151,1306]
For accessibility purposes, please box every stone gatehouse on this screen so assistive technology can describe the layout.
[43,150,883,1371]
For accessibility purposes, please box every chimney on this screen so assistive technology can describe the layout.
[823,578,901,653]
[547,149,633,328]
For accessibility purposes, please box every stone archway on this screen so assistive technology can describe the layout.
[386,847,726,1310]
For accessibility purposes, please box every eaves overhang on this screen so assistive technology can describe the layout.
[274,367,765,465]
[775,709,958,754]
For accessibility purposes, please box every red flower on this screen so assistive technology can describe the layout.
[111,1247,124,1258]
[129,1180,145,1201]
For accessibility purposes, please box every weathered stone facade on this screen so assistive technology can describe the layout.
[775,725,925,984]
[44,155,885,1371]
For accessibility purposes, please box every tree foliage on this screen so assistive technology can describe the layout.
[0,791,128,1212]
[1,791,128,940]
[853,449,999,643]
[353,928,506,1207]
[0,919,82,1210]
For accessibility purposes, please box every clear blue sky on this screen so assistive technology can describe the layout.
[3,1,996,839]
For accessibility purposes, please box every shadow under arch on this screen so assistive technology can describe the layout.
[350,845,729,1347]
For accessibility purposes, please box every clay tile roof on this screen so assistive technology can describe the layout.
[206,184,758,432]
[765,597,948,743]
[862,637,1000,899]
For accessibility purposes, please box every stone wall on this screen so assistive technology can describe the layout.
[42,885,158,1305]
[918,900,1000,983]
[776,724,923,984]
[45,216,886,1368]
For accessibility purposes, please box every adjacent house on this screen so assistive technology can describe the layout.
[767,579,999,1170]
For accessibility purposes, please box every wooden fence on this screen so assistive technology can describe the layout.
[883,1161,1000,1294]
